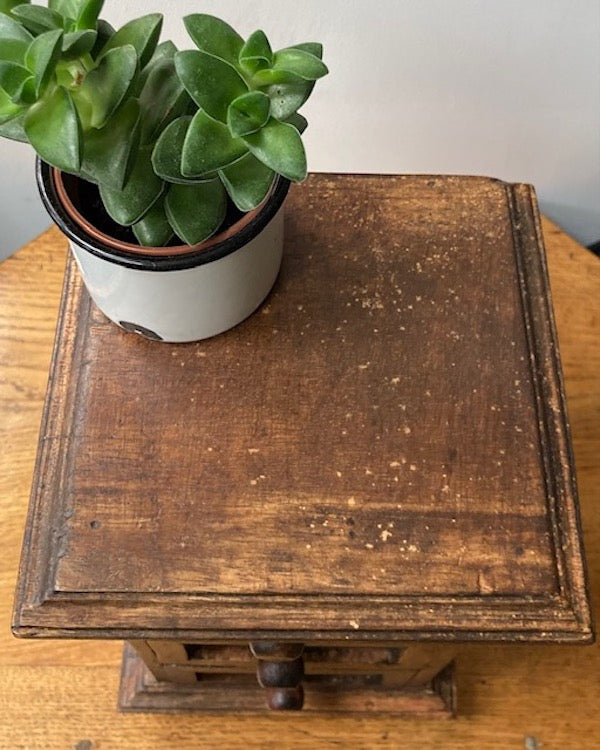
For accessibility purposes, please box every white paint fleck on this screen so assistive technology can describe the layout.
[349,620,360,630]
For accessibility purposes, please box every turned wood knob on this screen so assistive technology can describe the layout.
[250,642,305,710]
[257,656,304,688]
[267,686,304,711]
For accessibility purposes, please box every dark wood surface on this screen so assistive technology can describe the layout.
[13,174,592,642]
[2,213,599,746]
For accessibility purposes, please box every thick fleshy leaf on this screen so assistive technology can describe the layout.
[0,12,33,64]
[89,17,113,57]
[175,49,247,123]
[291,42,323,60]
[99,13,162,68]
[252,67,304,86]
[239,29,272,74]
[219,153,275,212]
[0,108,26,139]
[132,39,176,96]
[285,112,308,134]
[0,11,31,37]
[227,90,270,138]
[181,108,247,177]
[24,86,81,171]
[75,0,104,30]
[0,60,31,99]
[75,44,137,128]
[0,0,30,14]
[62,29,96,57]
[266,79,314,120]
[183,13,243,65]
[0,81,21,117]
[273,48,328,81]
[25,28,62,94]
[132,196,173,246]
[99,146,164,225]
[49,0,84,19]
[151,115,214,184]
[82,97,140,189]
[243,117,306,182]
[165,180,227,245]
[11,4,61,35]
[139,57,190,144]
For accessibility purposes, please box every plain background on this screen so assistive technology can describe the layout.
[1,0,599,258]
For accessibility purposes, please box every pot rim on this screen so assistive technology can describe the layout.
[36,159,290,272]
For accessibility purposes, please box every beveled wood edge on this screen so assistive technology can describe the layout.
[11,176,595,644]
[13,253,89,615]
[13,589,593,643]
[505,183,594,637]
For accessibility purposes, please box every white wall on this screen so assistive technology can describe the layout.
[2,0,599,258]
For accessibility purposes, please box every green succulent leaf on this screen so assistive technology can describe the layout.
[0,107,26,139]
[0,0,30,15]
[149,39,177,63]
[252,67,304,86]
[24,85,81,171]
[0,80,21,117]
[99,145,164,225]
[165,179,227,246]
[75,44,137,128]
[82,97,140,190]
[266,79,314,120]
[139,57,190,144]
[272,48,328,81]
[0,10,31,36]
[219,152,275,212]
[152,115,215,184]
[284,111,308,134]
[175,49,247,123]
[89,17,112,57]
[239,29,272,74]
[75,0,104,30]
[11,4,62,35]
[132,39,177,96]
[131,196,173,247]
[0,59,31,100]
[291,42,323,60]
[62,28,96,57]
[181,108,248,177]
[25,28,62,95]
[242,117,306,182]
[99,13,162,68]
[183,13,243,66]
[0,12,33,63]
[227,90,270,138]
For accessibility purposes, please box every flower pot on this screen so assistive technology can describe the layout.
[36,160,290,343]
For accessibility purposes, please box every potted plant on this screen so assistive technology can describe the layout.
[0,1,327,341]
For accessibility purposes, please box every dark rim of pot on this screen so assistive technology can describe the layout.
[36,159,291,272]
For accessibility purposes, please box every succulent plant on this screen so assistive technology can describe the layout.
[0,1,327,246]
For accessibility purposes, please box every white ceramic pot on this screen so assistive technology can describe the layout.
[37,161,290,343]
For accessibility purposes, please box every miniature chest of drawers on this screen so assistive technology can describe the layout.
[13,174,592,717]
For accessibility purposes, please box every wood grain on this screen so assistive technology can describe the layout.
[1,190,599,746]
[12,176,592,643]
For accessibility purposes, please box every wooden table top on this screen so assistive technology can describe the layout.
[11,174,592,642]
[1,181,599,748]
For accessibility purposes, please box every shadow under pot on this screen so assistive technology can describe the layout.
[36,160,290,343]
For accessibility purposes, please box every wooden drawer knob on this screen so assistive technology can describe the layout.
[257,657,304,688]
[267,686,304,711]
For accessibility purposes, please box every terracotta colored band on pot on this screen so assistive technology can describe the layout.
[53,169,269,257]
[37,160,290,271]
